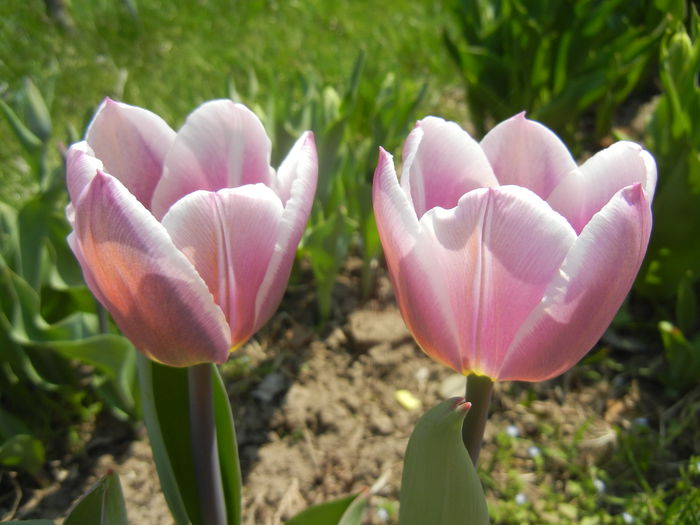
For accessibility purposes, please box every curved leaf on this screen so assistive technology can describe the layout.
[399,398,490,525]
[63,471,128,525]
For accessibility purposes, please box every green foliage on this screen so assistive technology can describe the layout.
[641,6,700,298]
[63,471,128,525]
[0,434,45,475]
[444,0,680,144]
[658,320,700,394]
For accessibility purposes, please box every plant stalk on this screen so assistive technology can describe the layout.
[188,363,227,525]
[461,374,494,466]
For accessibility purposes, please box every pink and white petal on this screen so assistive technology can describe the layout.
[151,100,274,219]
[374,148,462,372]
[480,112,577,199]
[254,133,318,330]
[499,184,653,381]
[162,185,284,347]
[67,231,109,307]
[421,186,576,377]
[400,117,498,219]
[85,98,175,208]
[66,142,103,204]
[72,171,230,366]
[374,148,421,260]
[546,141,656,234]
[273,131,316,206]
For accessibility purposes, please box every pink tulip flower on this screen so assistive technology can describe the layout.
[373,114,656,381]
[66,98,317,367]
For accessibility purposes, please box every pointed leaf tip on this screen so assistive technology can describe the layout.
[399,398,489,525]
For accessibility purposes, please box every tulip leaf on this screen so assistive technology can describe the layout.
[137,354,198,525]
[211,365,242,525]
[17,193,53,291]
[337,492,369,525]
[17,77,52,142]
[0,98,43,155]
[63,471,128,525]
[286,492,368,525]
[399,398,490,525]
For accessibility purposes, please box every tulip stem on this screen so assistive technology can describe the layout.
[461,374,494,466]
[188,363,227,525]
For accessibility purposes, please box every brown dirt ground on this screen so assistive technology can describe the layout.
[4,261,673,524]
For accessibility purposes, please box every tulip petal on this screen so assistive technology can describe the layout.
[273,131,315,205]
[499,184,653,381]
[71,171,231,366]
[546,141,657,234]
[401,117,498,218]
[255,131,318,327]
[161,185,284,347]
[480,112,577,199]
[66,142,103,205]
[374,148,460,371]
[85,98,175,207]
[418,186,577,377]
[151,100,274,219]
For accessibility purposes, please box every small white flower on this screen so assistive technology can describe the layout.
[376,508,389,522]
[506,425,519,438]
[622,511,634,523]
[515,493,527,505]
[593,478,606,493]
[528,446,541,458]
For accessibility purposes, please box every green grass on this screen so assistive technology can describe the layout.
[0,0,456,204]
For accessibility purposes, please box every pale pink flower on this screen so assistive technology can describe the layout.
[373,114,655,381]
[67,99,317,366]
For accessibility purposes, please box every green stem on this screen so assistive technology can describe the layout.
[188,364,227,525]
[461,374,494,466]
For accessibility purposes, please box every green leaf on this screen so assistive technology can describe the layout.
[63,471,128,525]
[137,354,198,525]
[286,492,368,525]
[399,398,490,525]
[338,492,369,525]
[658,321,700,393]
[301,210,354,320]
[17,192,55,290]
[211,365,242,525]
[0,434,45,474]
[0,98,42,154]
[17,77,52,142]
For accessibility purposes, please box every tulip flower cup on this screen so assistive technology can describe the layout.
[373,113,656,465]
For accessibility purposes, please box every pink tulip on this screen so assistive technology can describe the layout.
[66,98,317,367]
[373,113,656,381]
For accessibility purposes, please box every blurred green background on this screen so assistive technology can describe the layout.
[1,0,699,523]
